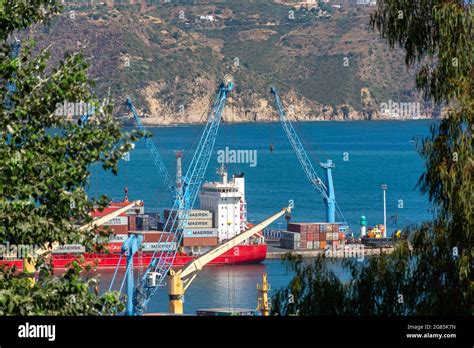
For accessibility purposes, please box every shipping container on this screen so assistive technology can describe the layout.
[108,233,128,243]
[333,232,340,240]
[314,241,320,250]
[142,242,177,252]
[136,215,150,231]
[99,224,128,234]
[141,231,175,243]
[164,218,213,231]
[314,231,320,241]
[104,243,122,253]
[320,240,327,249]
[52,244,85,254]
[288,222,323,233]
[319,232,326,241]
[280,231,300,241]
[339,232,346,240]
[182,237,218,247]
[164,209,213,220]
[147,212,161,230]
[326,232,333,241]
[338,224,349,233]
[306,241,313,249]
[185,219,213,228]
[287,223,303,233]
[104,216,128,226]
[307,232,314,241]
[183,228,218,238]
[128,214,137,231]
[280,239,300,250]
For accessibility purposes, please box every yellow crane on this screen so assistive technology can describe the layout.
[23,201,142,284]
[257,273,271,316]
[167,201,294,314]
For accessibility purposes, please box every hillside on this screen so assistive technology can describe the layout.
[30,1,435,125]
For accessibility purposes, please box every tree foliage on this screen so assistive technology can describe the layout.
[0,0,142,314]
[272,0,473,316]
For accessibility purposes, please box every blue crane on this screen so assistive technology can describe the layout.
[270,86,346,224]
[126,97,176,200]
[78,106,95,127]
[110,76,234,315]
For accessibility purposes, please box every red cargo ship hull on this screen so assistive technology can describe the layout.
[1,244,267,270]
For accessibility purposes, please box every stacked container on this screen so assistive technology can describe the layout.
[280,222,348,250]
[163,209,217,248]
[92,207,129,234]
[279,231,300,250]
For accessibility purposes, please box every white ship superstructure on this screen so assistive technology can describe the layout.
[199,165,248,241]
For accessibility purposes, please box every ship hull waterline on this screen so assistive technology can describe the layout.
[0,244,267,270]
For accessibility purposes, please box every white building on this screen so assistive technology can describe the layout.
[199,15,215,22]
[199,165,247,241]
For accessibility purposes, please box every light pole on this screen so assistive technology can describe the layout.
[381,184,387,238]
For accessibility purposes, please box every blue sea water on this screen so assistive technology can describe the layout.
[92,120,435,313]
[90,120,434,233]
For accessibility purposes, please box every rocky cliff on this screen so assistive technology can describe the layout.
[33,1,436,125]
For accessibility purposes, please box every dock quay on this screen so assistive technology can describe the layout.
[265,241,394,259]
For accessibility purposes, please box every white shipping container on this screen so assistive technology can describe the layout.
[108,234,128,243]
[306,241,313,249]
[52,244,85,254]
[184,219,213,228]
[165,209,213,220]
[103,216,128,226]
[183,228,218,238]
[141,242,177,252]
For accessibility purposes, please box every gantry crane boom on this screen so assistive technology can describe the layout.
[78,201,140,232]
[112,76,234,315]
[126,97,176,200]
[167,201,294,314]
[270,86,345,223]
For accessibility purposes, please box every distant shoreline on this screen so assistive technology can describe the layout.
[121,118,437,128]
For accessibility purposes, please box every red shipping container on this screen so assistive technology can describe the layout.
[98,224,128,234]
[142,231,175,243]
[287,223,303,233]
[339,232,345,240]
[110,225,129,234]
[104,243,122,253]
[319,232,326,241]
[182,237,218,247]
[128,215,137,231]
[314,232,320,241]
[307,233,314,241]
